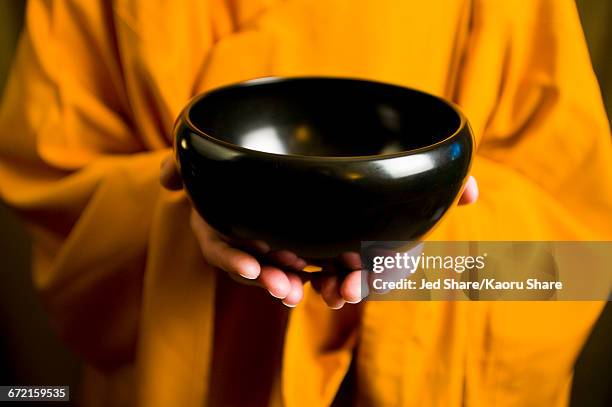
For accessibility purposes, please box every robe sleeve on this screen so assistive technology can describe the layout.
[0,0,219,370]
[431,2,612,403]
[440,0,612,240]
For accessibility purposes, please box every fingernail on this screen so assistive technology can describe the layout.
[239,264,260,280]
[239,271,258,280]
[282,301,297,308]
[328,301,346,310]
[269,289,285,299]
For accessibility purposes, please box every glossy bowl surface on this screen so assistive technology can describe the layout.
[175,77,473,260]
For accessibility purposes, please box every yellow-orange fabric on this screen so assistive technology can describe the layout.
[1,1,611,406]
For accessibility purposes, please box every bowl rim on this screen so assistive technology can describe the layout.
[179,76,472,162]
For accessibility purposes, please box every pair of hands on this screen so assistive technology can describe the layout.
[160,155,479,309]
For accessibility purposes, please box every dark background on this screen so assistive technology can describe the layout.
[0,1,610,405]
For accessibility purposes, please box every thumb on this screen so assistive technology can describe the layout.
[160,154,184,191]
[458,176,478,205]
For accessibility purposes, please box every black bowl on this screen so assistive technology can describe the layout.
[174,77,473,262]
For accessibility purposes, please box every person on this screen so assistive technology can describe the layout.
[0,0,610,406]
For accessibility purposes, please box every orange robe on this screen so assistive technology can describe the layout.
[1,1,611,406]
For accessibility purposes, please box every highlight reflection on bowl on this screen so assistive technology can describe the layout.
[174,77,473,261]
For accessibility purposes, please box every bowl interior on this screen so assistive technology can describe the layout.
[188,78,461,157]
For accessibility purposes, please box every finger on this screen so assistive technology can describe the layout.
[319,274,345,309]
[458,175,479,205]
[206,241,261,280]
[258,265,291,299]
[267,250,310,273]
[282,273,305,307]
[338,252,362,271]
[268,250,298,268]
[226,268,261,287]
[191,212,260,279]
[229,237,271,256]
[340,270,365,304]
[160,155,184,191]
[292,258,308,272]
